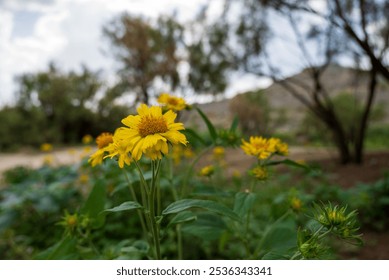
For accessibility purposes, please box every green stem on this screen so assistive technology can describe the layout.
[123,169,148,239]
[177,224,183,260]
[252,210,291,259]
[181,145,214,197]
[149,160,161,259]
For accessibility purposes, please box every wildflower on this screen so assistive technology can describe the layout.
[96,132,114,149]
[232,170,241,178]
[43,155,53,165]
[169,145,193,165]
[249,166,268,180]
[40,143,53,152]
[58,211,78,233]
[115,104,187,161]
[241,136,276,160]
[213,146,225,160]
[106,134,132,168]
[199,165,215,177]
[89,132,114,167]
[157,93,188,111]
[290,197,302,212]
[79,174,89,184]
[82,134,93,144]
[271,138,289,156]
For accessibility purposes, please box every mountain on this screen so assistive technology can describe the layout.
[182,65,389,133]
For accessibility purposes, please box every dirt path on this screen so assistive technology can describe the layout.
[0,147,94,175]
[0,146,337,176]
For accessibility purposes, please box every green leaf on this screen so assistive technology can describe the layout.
[233,192,257,218]
[195,107,218,143]
[104,201,143,213]
[80,180,106,229]
[182,128,207,146]
[162,199,240,222]
[34,236,77,260]
[229,115,239,132]
[181,213,227,241]
[265,159,313,171]
[167,211,197,228]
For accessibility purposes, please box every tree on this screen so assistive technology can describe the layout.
[196,0,389,164]
[102,13,182,105]
[16,63,102,143]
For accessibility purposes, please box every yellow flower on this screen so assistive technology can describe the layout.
[270,137,289,156]
[250,166,268,180]
[96,132,114,149]
[40,143,53,152]
[199,165,215,177]
[79,174,89,184]
[213,146,225,160]
[106,134,133,168]
[241,136,276,160]
[89,132,114,167]
[82,134,93,144]
[290,197,302,211]
[43,155,54,165]
[157,93,188,111]
[115,104,187,161]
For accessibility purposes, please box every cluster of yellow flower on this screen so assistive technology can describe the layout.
[241,136,288,160]
[241,136,288,181]
[89,94,188,168]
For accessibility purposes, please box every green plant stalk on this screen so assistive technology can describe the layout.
[181,145,214,197]
[251,210,291,259]
[123,169,148,239]
[149,160,162,260]
[167,157,183,260]
[177,224,183,260]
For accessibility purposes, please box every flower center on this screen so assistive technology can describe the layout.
[96,133,113,149]
[167,97,179,105]
[138,116,168,137]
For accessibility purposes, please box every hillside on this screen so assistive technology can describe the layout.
[182,65,389,134]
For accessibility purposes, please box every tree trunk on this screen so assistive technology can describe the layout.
[354,69,378,164]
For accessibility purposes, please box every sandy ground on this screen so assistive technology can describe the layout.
[0,147,94,175]
[0,146,337,176]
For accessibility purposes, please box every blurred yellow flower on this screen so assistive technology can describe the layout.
[115,104,187,161]
[241,136,288,160]
[82,134,93,144]
[250,166,268,180]
[213,146,225,160]
[157,93,188,111]
[43,155,53,165]
[96,132,114,149]
[105,136,132,168]
[241,136,275,160]
[40,143,53,152]
[89,132,114,167]
[199,165,215,177]
[79,174,89,184]
[290,197,302,211]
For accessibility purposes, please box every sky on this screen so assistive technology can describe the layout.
[0,0,322,107]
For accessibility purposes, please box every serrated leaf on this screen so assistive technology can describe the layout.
[181,213,227,241]
[104,201,143,213]
[162,199,240,222]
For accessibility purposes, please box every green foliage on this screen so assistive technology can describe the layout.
[298,92,386,146]
[229,90,272,136]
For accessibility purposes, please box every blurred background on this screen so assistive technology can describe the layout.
[0,0,389,260]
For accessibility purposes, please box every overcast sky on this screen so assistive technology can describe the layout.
[0,0,317,107]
